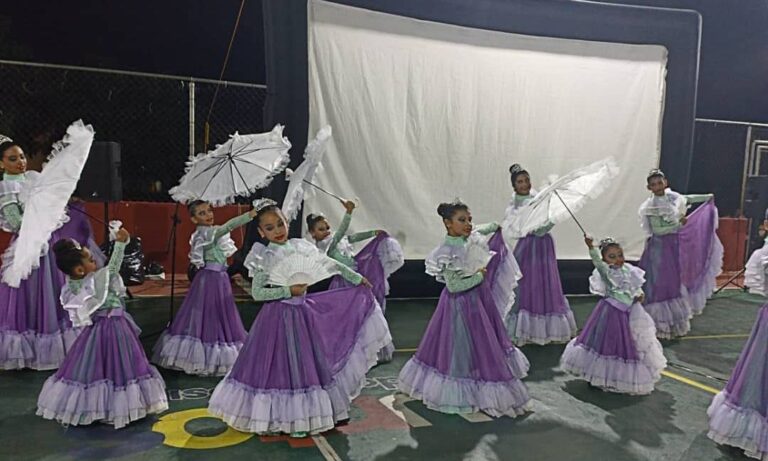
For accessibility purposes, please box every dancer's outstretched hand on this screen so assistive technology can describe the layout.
[680,216,688,226]
[360,277,373,288]
[584,236,594,248]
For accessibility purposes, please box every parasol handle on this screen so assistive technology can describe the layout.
[301,178,346,202]
[67,203,109,227]
[553,190,588,236]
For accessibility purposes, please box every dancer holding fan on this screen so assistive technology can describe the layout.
[637,169,723,339]
[284,126,403,362]
[208,199,391,437]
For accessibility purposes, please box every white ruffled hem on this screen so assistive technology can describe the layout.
[507,310,577,346]
[560,305,666,395]
[643,293,693,339]
[397,354,532,417]
[36,372,169,429]
[708,391,768,460]
[152,333,243,377]
[0,327,81,370]
[208,303,392,434]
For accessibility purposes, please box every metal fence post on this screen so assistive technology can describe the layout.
[188,81,196,158]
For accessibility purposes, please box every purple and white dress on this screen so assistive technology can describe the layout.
[37,239,168,428]
[560,248,667,395]
[317,211,403,362]
[0,172,81,370]
[152,213,250,376]
[503,191,577,345]
[707,239,768,460]
[638,190,723,338]
[398,224,531,417]
[208,238,391,435]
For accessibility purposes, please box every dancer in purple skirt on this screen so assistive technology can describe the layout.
[744,210,768,297]
[398,200,531,417]
[707,212,768,460]
[152,201,254,376]
[504,164,577,345]
[208,199,391,437]
[560,237,666,395]
[638,169,723,338]
[0,139,81,370]
[37,228,168,428]
[307,199,403,362]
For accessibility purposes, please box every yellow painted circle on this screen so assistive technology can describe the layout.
[152,408,254,449]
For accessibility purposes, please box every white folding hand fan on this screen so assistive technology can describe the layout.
[267,252,340,287]
[462,237,495,276]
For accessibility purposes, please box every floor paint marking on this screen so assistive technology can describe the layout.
[312,435,343,461]
[661,370,720,395]
[379,394,433,428]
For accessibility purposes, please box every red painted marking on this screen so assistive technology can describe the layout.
[258,434,317,448]
[335,396,410,435]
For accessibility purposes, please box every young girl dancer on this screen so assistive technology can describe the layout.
[504,164,577,345]
[152,201,254,376]
[744,210,768,296]
[707,211,768,460]
[638,169,723,338]
[0,135,84,370]
[398,200,531,417]
[208,199,391,437]
[307,199,403,362]
[37,228,168,428]
[560,237,666,394]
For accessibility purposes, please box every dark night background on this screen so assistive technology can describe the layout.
[2,0,767,122]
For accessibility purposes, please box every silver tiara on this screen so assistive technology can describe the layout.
[598,237,618,251]
[647,168,665,179]
[252,198,278,213]
[0,134,12,144]
[509,164,526,175]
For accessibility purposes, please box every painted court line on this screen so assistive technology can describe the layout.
[678,333,749,340]
[312,435,343,461]
[661,370,720,395]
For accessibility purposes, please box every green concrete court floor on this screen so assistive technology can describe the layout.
[0,290,764,461]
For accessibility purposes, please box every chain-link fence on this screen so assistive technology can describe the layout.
[0,60,267,201]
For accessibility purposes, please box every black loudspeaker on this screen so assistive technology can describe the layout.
[744,176,768,253]
[77,141,122,202]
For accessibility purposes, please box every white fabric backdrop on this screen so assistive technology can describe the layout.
[305,0,668,260]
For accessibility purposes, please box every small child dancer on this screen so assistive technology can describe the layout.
[638,169,723,338]
[37,228,168,428]
[504,164,577,345]
[707,212,768,460]
[153,201,254,376]
[307,199,403,362]
[560,237,666,394]
[398,200,531,417]
[208,199,391,437]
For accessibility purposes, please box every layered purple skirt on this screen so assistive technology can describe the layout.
[398,233,531,417]
[507,233,576,345]
[639,201,723,338]
[37,308,168,428]
[329,233,399,362]
[707,304,768,460]
[208,285,391,435]
[0,230,80,370]
[152,263,246,376]
[560,298,667,395]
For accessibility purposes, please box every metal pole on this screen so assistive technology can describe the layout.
[189,81,196,158]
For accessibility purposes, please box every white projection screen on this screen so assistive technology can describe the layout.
[306,0,668,260]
